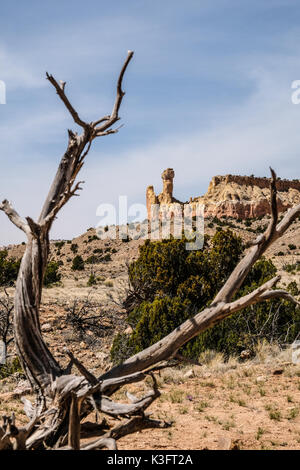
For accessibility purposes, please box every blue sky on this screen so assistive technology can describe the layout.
[1,0,300,244]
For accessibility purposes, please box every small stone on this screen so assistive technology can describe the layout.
[13,380,31,396]
[256,376,265,383]
[217,436,232,450]
[124,326,133,335]
[95,352,108,362]
[240,349,251,360]
[41,323,52,332]
[203,372,212,379]
[80,341,87,349]
[184,369,195,379]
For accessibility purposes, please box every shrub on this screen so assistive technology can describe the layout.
[255,225,267,233]
[55,241,65,249]
[86,255,100,264]
[70,243,78,254]
[283,263,300,273]
[71,255,85,271]
[0,251,21,286]
[111,229,300,364]
[87,273,97,286]
[87,234,99,243]
[0,356,23,379]
[288,244,297,250]
[43,261,61,287]
[93,248,103,254]
[287,281,299,296]
[65,300,106,340]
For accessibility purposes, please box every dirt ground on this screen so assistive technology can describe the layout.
[1,347,300,450]
[117,362,300,450]
[0,215,299,450]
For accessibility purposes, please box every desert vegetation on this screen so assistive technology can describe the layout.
[111,231,299,363]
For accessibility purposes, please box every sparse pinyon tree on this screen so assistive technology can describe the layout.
[0,51,299,450]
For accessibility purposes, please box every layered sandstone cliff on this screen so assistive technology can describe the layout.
[146,170,300,220]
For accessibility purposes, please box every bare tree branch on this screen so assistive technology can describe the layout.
[258,289,300,305]
[0,200,30,235]
[46,73,88,129]
[92,50,134,131]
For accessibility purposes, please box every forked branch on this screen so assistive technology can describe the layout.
[46,73,88,129]
[0,200,30,236]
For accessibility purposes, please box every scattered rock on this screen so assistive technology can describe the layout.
[13,380,31,396]
[217,436,240,450]
[41,323,52,332]
[256,376,266,383]
[217,436,232,450]
[184,369,195,379]
[55,353,64,358]
[12,372,24,381]
[240,349,252,360]
[202,372,212,379]
[95,351,109,363]
[124,326,133,335]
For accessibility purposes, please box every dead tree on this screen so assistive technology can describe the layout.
[0,52,300,450]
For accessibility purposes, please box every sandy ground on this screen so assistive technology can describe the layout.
[1,352,300,450]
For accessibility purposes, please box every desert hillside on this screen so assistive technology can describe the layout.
[1,188,299,451]
[5,213,300,304]
[1,213,298,369]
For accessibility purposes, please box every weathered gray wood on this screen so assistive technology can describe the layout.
[0,340,6,365]
[0,52,135,449]
[10,51,134,404]
[68,393,81,450]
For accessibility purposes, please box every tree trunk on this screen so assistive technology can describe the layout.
[14,233,62,399]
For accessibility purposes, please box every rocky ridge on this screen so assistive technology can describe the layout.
[146,169,300,220]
